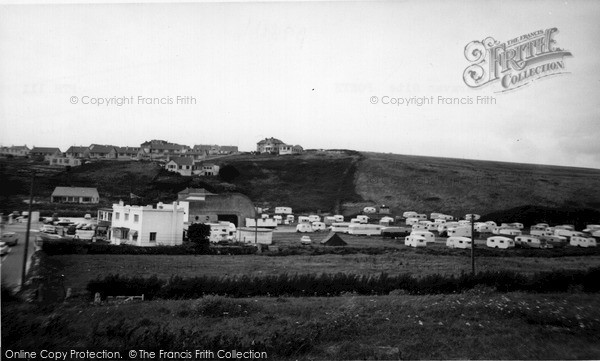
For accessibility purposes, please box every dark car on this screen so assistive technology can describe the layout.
[1,232,19,246]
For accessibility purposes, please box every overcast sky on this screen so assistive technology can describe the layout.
[1,0,599,168]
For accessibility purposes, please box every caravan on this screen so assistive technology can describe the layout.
[363,207,377,214]
[486,236,515,249]
[330,222,351,233]
[515,236,548,249]
[308,215,321,223]
[296,223,314,233]
[348,224,383,236]
[405,235,427,247]
[409,230,435,243]
[530,225,552,237]
[446,236,472,249]
[570,236,597,248]
[356,215,369,224]
[333,215,344,222]
[381,226,411,238]
[311,222,327,232]
[447,226,472,238]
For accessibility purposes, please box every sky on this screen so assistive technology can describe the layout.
[1,0,599,168]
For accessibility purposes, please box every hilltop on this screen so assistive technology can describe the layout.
[1,151,599,224]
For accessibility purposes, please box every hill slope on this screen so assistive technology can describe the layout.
[353,152,600,217]
[2,152,599,222]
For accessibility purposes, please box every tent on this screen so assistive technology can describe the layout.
[320,232,348,247]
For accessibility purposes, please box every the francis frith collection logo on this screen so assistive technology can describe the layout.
[463,28,572,92]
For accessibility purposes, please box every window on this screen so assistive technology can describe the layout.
[134,215,139,223]
[149,232,156,242]
[124,214,129,221]
[115,212,120,220]
[83,197,91,202]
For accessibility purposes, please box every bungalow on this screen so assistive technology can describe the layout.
[165,156,194,176]
[193,144,239,155]
[193,144,220,155]
[30,147,62,160]
[141,140,190,157]
[219,145,238,154]
[115,146,142,160]
[48,155,82,167]
[65,146,89,158]
[51,186,99,204]
[88,144,118,159]
[110,201,185,247]
[278,144,304,155]
[195,163,220,176]
[0,145,30,157]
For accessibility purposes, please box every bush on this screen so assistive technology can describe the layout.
[87,267,600,300]
[40,240,257,255]
[193,295,263,317]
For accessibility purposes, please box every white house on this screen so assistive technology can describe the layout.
[49,155,82,167]
[194,163,220,176]
[51,187,99,203]
[110,201,185,247]
[165,157,194,176]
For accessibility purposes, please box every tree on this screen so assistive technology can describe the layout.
[218,164,240,183]
[187,223,211,253]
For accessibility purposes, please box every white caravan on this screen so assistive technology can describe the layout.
[570,236,597,248]
[446,236,472,249]
[409,230,435,243]
[486,236,515,249]
[348,224,383,236]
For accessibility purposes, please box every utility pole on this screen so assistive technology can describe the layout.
[21,172,35,287]
[467,213,480,275]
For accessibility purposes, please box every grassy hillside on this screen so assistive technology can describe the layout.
[354,152,600,219]
[215,152,362,213]
[2,151,599,220]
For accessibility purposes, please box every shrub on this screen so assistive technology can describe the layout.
[87,267,600,300]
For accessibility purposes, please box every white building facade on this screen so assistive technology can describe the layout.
[110,201,185,247]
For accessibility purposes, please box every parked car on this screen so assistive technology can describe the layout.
[40,225,57,234]
[300,236,312,245]
[1,232,19,246]
[0,242,10,256]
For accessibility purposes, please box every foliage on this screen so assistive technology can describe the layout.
[187,223,211,252]
[40,240,256,255]
[86,267,600,300]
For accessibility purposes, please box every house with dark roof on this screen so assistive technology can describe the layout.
[116,146,142,160]
[0,145,30,157]
[257,137,285,154]
[30,147,62,160]
[141,140,190,157]
[88,144,117,159]
[65,146,89,158]
[165,156,195,176]
[257,138,303,155]
[51,186,100,203]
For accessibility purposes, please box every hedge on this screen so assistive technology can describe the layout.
[87,266,600,300]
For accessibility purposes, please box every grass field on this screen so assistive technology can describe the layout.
[3,292,600,359]
[43,244,600,296]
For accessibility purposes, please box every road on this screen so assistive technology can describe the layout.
[1,221,40,292]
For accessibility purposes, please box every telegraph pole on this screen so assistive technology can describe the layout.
[467,213,480,275]
[21,172,35,287]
